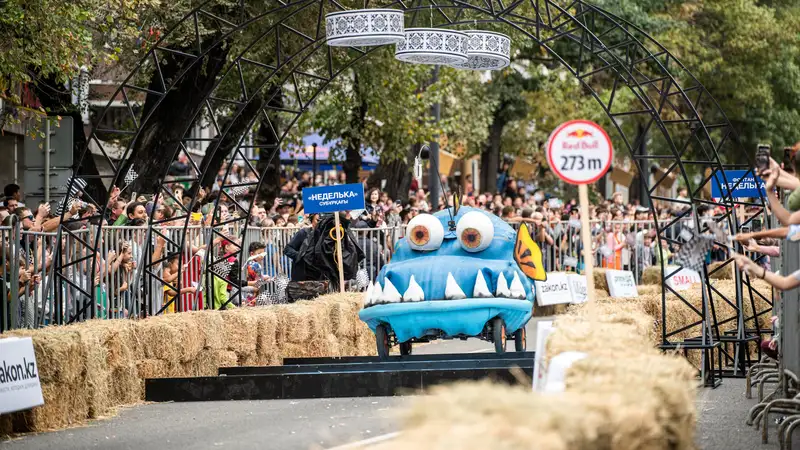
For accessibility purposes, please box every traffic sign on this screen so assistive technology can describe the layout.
[302,183,366,214]
[546,120,613,185]
[546,119,613,306]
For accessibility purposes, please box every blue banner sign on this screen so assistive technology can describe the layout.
[710,170,766,198]
[302,183,365,214]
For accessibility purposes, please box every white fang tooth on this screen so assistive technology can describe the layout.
[403,275,425,302]
[371,282,384,304]
[445,272,467,300]
[364,282,374,305]
[473,271,492,298]
[381,278,402,303]
[496,273,511,297]
[510,272,526,299]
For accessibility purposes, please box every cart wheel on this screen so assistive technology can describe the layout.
[492,317,506,354]
[514,327,526,352]
[399,341,412,356]
[376,324,391,359]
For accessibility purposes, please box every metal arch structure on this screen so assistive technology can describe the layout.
[56,0,770,374]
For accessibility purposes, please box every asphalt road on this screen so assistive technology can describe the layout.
[1,317,790,450]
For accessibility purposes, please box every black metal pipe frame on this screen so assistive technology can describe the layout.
[56,0,769,356]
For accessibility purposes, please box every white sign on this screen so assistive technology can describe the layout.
[606,270,638,298]
[535,272,572,306]
[532,320,554,391]
[664,265,701,291]
[543,351,588,393]
[567,274,588,304]
[546,120,613,185]
[0,337,44,414]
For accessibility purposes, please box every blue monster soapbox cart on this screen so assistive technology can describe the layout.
[359,206,547,358]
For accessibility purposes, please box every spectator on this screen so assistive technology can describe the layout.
[161,253,198,314]
[283,213,319,278]
[365,188,381,213]
[4,184,23,205]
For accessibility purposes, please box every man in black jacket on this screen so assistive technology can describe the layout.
[283,214,318,274]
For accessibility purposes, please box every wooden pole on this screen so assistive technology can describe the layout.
[334,212,346,293]
[579,184,596,303]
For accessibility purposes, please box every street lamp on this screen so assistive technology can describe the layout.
[312,142,317,186]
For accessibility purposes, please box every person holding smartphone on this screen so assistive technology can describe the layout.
[760,158,800,226]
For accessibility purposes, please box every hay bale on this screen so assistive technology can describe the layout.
[75,328,111,418]
[14,382,89,432]
[593,269,609,292]
[533,303,569,317]
[157,314,204,362]
[136,359,170,379]
[641,266,661,285]
[0,414,12,437]
[374,381,669,450]
[565,354,697,448]
[354,325,378,356]
[190,349,239,377]
[569,302,657,344]
[247,308,278,362]
[274,304,313,343]
[4,328,85,385]
[708,261,733,280]
[190,311,226,350]
[636,284,662,297]
[319,294,362,338]
[546,316,657,364]
[72,320,141,407]
[135,318,181,362]
[219,309,259,355]
[0,292,377,432]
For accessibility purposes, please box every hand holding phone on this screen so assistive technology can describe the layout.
[756,144,771,173]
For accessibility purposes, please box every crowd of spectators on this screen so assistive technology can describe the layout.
[0,160,742,328]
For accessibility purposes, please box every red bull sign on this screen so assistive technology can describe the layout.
[546,120,613,185]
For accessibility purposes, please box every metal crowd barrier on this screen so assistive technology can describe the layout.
[0,215,753,331]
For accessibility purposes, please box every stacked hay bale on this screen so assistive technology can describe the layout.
[0,293,374,434]
[374,291,697,450]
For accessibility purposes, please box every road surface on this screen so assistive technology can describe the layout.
[0,317,790,450]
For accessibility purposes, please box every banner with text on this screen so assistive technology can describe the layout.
[606,270,638,298]
[567,274,588,304]
[710,170,766,199]
[0,337,44,415]
[535,272,573,306]
[302,183,366,214]
[665,266,701,291]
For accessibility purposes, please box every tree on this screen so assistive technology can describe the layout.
[299,47,495,196]
[0,0,161,199]
[656,0,800,154]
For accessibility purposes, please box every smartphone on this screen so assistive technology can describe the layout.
[755,144,771,172]
[784,147,795,174]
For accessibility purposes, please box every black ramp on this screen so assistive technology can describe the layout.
[146,366,533,402]
[282,351,536,365]
[219,356,535,376]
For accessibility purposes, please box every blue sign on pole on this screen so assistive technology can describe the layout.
[302,183,366,214]
[710,170,766,198]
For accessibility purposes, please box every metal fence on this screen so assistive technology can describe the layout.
[1,215,750,331]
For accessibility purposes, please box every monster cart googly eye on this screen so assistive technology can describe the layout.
[456,211,494,252]
[405,214,444,251]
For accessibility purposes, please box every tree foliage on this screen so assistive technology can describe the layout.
[297,47,495,186]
